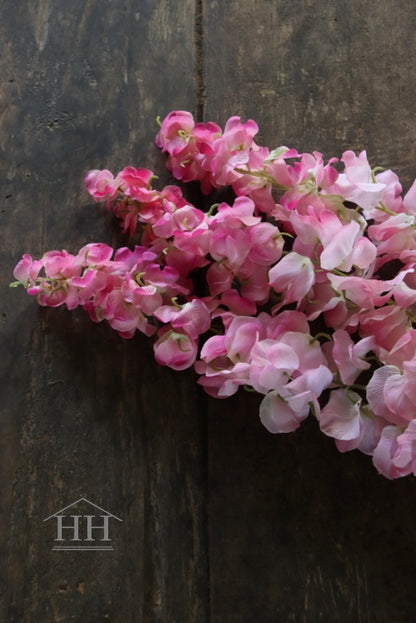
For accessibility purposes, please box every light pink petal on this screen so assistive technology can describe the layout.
[372,426,402,479]
[199,335,227,361]
[320,220,360,271]
[319,389,361,440]
[259,391,304,433]
[269,252,315,304]
[366,366,399,419]
[350,236,377,269]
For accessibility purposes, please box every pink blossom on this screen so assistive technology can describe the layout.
[77,243,114,266]
[101,288,154,338]
[377,169,403,214]
[372,421,416,479]
[259,365,332,433]
[383,329,416,368]
[154,328,198,371]
[42,250,81,279]
[246,222,284,266]
[13,254,43,285]
[331,329,374,385]
[232,146,275,213]
[249,339,300,394]
[71,270,109,307]
[164,237,211,274]
[332,150,386,210]
[154,299,211,338]
[118,166,154,190]
[320,388,386,456]
[319,389,363,442]
[358,306,409,357]
[223,315,263,361]
[155,110,195,155]
[85,169,119,201]
[196,360,251,398]
[327,273,397,309]
[263,310,311,338]
[335,413,386,456]
[209,116,259,186]
[152,204,207,238]
[269,252,315,307]
[319,218,364,271]
[195,315,263,397]
[121,275,163,316]
[366,362,416,426]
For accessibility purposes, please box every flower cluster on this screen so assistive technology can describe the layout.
[13,110,416,479]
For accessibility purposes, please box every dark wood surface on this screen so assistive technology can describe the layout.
[1,1,416,621]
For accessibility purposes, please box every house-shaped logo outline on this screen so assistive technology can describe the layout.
[43,497,122,551]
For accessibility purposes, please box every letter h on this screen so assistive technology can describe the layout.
[84,515,111,541]
[55,515,81,541]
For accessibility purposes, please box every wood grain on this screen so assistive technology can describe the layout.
[0,1,208,622]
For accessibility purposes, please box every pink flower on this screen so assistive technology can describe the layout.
[71,269,109,306]
[13,254,43,285]
[332,150,385,210]
[209,116,259,186]
[327,274,396,309]
[319,388,386,456]
[269,252,315,308]
[331,329,374,385]
[372,421,416,479]
[101,288,154,338]
[246,222,284,266]
[359,306,409,356]
[85,169,119,201]
[155,110,195,155]
[154,328,198,371]
[118,166,154,189]
[319,217,371,272]
[42,250,81,279]
[259,365,332,433]
[366,361,416,426]
[153,204,207,238]
[239,264,271,304]
[77,243,114,266]
[319,389,363,442]
[154,299,211,338]
[121,275,163,316]
[249,339,300,394]
[195,315,263,397]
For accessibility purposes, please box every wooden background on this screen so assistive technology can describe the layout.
[1,1,416,621]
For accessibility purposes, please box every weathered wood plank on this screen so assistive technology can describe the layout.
[203,1,416,621]
[0,1,208,621]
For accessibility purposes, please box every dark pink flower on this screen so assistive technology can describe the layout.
[85,169,119,201]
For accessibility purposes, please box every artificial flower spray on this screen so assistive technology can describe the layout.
[13,111,416,479]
